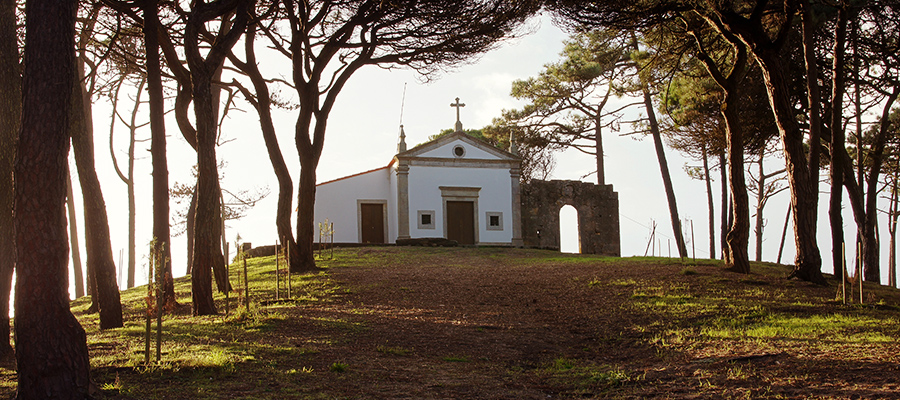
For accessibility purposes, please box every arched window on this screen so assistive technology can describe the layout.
[559,205,580,253]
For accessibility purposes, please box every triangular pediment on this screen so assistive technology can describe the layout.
[397,132,519,161]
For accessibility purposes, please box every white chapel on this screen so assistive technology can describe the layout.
[313,99,523,246]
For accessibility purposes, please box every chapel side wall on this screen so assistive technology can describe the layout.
[314,168,391,243]
[521,180,620,256]
[407,165,514,244]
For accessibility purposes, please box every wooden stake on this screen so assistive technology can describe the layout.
[145,244,152,365]
[244,256,250,312]
[275,241,280,300]
[842,242,846,305]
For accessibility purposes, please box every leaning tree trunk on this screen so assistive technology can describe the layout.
[861,89,900,282]
[144,0,177,308]
[70,54,123,329]
[751,46,824,284]
[15,0,93,396]
[235,25,302,271]
[0,0,21,358]
[641,87,688,258]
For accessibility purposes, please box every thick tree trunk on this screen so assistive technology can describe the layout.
[144,0,176,307]
[295,156,320,272]
[721,91,750,273]
[753,50,824,284]
[15,0,93,396]
[70,54,123,329]
[0,0,21,358]
[66,169,85,298]
[190,74,222,316]
[702,146,715,260]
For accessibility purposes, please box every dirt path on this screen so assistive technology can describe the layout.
[273,247,672,398]
[268,247,900,399]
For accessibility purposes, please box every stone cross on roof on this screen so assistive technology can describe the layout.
[450,97,465,133]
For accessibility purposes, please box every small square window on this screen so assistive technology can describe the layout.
[418,210,435,229]
[486,212,503,231]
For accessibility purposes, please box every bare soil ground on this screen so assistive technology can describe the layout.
[2,246,899,399]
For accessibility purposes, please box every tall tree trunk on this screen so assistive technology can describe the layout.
[184,1,249,315]
[594,95,607,186]
[861,90,900,282]
[66,168,85,298]
[638,78,687,258]
[720,151,728,261]
[295,155,320,272]
[186,186,197,276]
[108,78,139,289]
[15,0,92,396]
[190,76,222,316]
[754,49,824,284]
[721,91,750,273]
[718,6,825,283]
[0,0,21,358]
[233,25,300,270]
[70,52,123,329]
[829,6,849,283]
[755,152,765,262]
[890,173,898,288]
[144,0,176,307]
[702,146,715,260]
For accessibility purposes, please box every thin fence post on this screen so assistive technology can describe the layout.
[287,243,292,299]
[275,241,280,300]
[690,220,695,264]
[244,255,250,312]
[145,243,153,365]
[859,242,864,304]
[155,246,163,363]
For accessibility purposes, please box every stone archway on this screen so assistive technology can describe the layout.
[520,180,620,256]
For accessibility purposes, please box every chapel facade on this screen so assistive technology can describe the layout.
[312,99,619,255]
[313,128,523,246]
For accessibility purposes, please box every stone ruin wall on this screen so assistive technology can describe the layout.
[521,180,620,257]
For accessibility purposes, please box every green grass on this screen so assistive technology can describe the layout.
[8,247,897,399]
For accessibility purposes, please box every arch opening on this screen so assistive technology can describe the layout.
[559,205,580,253]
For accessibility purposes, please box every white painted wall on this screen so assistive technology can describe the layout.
[407,165,513,244]
[314,167,391,243]
[388,164,399,243]
[418,140,500,160]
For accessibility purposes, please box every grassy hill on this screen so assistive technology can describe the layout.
[1,247,898,398]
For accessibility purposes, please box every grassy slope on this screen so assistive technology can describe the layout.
[1,247,898,398]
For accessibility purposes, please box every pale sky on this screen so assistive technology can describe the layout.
[68,13,890,295]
